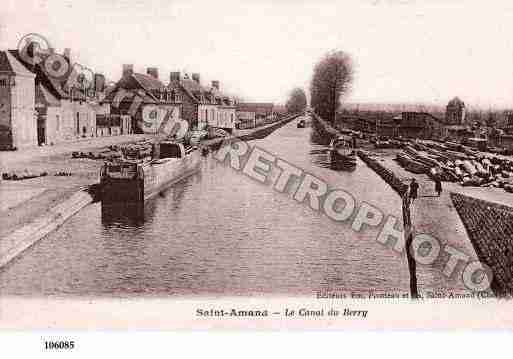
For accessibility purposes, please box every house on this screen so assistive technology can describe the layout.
[236,103,274,128]
[0,50,37,149]
[103,65,181,134]
[209,80,237,133]
[8,48,99,146]
[168,72,217,131]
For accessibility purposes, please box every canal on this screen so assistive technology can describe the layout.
[0,116,409,297]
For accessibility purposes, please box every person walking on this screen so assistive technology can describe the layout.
[409,178,419,204]
[435,177,442,197]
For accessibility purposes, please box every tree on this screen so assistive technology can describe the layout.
[310,50,354,123]
[286,87,307,114]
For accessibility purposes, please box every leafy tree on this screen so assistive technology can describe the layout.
[310,50,354,123]
[286,87,307,114]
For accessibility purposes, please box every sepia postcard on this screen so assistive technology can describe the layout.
[1,0,513,338]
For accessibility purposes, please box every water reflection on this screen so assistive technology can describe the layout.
[101,203,145,227]
[100,171,201,229]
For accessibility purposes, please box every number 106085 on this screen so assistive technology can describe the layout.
[44,341,75,350]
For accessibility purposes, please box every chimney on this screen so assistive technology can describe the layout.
[212,80,219,90]
[122,64,134,78]
[146,67,159,79]
[170,71,181,82]
[63,48,71,63]
[192,73,200,83]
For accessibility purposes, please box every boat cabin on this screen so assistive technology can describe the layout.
[151,142,194,160]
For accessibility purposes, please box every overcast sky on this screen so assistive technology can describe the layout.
[2,0,513,107]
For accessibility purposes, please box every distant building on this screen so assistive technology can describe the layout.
[208,80,237,132]
[103,65,181,134]
[236,103,274,129]
[395,112,444,139]
[504,112,513,135]
[446,97,466,125]
[0,50,37,149]
[168,72,218,131]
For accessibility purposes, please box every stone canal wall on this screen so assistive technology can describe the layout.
[203,113,303,150]
[451,193,513,297]
[237,113,302,142]
[0,189,94,269]
[310,112,340,144]
[356,151,409,197]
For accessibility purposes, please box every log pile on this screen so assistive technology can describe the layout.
[2,170,48,180]
[358,150,409,196]
[395,140,513,193]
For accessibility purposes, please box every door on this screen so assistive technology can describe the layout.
[37,116,46,145]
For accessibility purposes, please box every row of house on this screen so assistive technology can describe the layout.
[104,65,280,135]
[1,48,281,150]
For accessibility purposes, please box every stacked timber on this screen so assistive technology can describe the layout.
[395,141,513,192]
[396,153,430,174]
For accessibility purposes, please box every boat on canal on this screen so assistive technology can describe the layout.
[100,141,200,203]
[330,133,357,170]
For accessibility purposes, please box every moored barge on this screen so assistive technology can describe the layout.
[330,134,357,170]
[100,141,200,203]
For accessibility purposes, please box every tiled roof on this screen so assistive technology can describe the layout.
[35,83,61,107]
[103,73,183,106]
[0,50,35,76]
[180,79,204,94]
[133,73,165,91]
[168,78,235,106]
[8,49,72,99]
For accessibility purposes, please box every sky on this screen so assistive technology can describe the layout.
[2,0,513,107]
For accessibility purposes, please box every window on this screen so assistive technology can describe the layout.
[56,115,60,131]
[0,78,7,87]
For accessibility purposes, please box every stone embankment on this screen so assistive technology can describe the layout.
[0,189,94,269]
[202,113,303,150]
[356,151,409,197]
[451,193,513,297]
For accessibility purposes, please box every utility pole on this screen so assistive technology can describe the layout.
[403,193,419,299]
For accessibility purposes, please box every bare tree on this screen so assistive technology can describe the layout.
[310,50,354,123]
[286,87,308,114]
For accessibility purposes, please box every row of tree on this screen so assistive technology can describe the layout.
[310,50,353,123]
[286,88,307,114]
[285,50,354,123]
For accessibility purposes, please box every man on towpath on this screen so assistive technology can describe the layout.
[409,178,419,205]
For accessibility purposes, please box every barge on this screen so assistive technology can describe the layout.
[330,134,357,170]
[100,141,200,203]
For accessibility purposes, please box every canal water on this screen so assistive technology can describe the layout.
[0,117,409,297]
